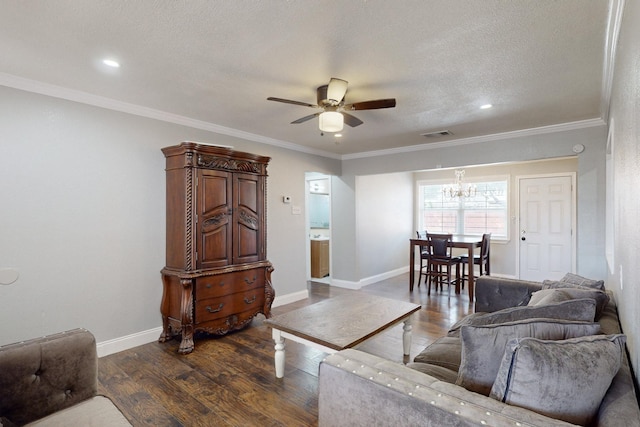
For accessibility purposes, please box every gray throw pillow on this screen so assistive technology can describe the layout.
[456,318,601,396]
[541,282,611,319]
[447,298,596,337]
[527,288,572,305]
[490,334,625,426]
[561,272,605,290]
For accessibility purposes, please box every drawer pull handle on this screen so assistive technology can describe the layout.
[206,303,224,313]
[244,295,256,304]
[205,282,225,289]
[244,276,257,285]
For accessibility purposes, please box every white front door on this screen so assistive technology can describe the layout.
[518,175,575,281]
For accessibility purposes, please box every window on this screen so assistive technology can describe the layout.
[417,177,509,240]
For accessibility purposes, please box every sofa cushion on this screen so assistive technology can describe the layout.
[412,336,461,372]
[447,298,596,337]
[560,272,605,290]
[406,362,458,384]
[489,334,625,426]
[24,396,131,426]
[456,319,601,396]
[539,283,610,319]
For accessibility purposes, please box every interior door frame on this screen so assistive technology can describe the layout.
[305,172,332,282]
[515,172,577,279]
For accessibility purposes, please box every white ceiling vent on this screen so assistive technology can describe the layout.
[421,130,453,138]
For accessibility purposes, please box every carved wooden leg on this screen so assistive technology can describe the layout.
[158,317,171,343]
[403,315,413,356]
[178,325,194,354]
[272,329,286,378]
[263,264,275,318]
[158,274,172,343]
[178,278,195,354]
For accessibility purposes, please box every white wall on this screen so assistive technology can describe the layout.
[0,85,340,347]
[356,172,413,280]
[607,0,640,386]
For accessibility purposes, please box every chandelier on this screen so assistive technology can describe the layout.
[443,169,477,199]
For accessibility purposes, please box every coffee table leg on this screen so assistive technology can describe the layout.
[403,315,413,356]
[272,329,286,378]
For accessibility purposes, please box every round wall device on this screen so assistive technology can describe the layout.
[572,144,585,154]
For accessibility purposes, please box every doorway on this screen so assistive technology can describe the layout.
[306,173,332,283]
[517,174,576,281]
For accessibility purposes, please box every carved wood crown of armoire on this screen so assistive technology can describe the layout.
[159,142,274,354]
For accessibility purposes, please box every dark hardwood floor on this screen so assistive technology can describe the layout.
[98,273,474,426]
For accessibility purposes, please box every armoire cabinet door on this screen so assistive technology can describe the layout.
[233,172,264,264]
[197,169,233,269]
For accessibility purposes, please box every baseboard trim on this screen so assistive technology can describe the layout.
[272,289,309,307]
[97,327,163,358]
[330,266,410,290]
[97,289,310,358]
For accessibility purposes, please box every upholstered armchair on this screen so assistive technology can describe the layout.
[0,328,131,426]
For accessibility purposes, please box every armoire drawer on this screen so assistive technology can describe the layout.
[195,288,265,324]
[196,307,264,336]
[195,269,265,299]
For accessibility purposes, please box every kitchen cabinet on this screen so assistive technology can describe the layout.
[311,239,330,278]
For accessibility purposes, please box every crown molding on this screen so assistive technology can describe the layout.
[340,118,606,160]
[0,72,342,160]
[0,72,606,163]
[600,0,625,123]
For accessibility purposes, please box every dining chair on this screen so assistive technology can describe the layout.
[416,231,432,288]
[425,233,463,296]
[460,233,491,289]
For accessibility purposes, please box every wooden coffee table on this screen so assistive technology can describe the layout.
[263,293,421,378]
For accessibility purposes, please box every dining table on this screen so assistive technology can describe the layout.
[409,235,483,300]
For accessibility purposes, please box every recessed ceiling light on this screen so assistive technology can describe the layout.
[102,59,120,68]
[480,104,493,110]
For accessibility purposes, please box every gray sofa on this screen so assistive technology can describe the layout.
[0,328,131,426]
[319,276,640,426]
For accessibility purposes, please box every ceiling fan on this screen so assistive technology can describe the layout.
[267,78,396,133]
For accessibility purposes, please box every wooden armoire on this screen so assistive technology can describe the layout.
[159,142,274,354]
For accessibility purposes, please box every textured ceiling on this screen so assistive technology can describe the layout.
[0,1,611,156]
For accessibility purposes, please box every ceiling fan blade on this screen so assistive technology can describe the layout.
[291,112,321,124]
[267,97,317,108]
[342,112,363,127]
[327,78,348,103]
[343,98,396,110]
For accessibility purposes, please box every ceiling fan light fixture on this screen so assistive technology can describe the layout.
[319,111,344,132]
[326,78,348,103]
